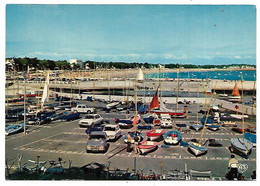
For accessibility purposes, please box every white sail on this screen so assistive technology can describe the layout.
[137,68,144,81]
[41,71,49,107]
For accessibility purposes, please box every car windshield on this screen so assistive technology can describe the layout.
[105,127,116,131]
[84,115,94,119]
[89,135,105,140]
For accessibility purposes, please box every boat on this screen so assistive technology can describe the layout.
[146,129,165,141]
[137,68,144,82]
[189,122,203,131]
[244,133,256,147]
[221,121,237,127]
[188,81,218,156]
[116,115,141,129]
[148,86,185,116]
[143,113,154,124]
[137,123,152,130]
[201,115,214,125]
[207,124,220,131]
[203,87,212,95]
[164,131,182,145]
[188,142,208,156]
[228,82,241,102]
[106,101,120,110]
[138,141,158,155]
[5,123,25,135]
[230,138,253,157]
[230,76,253,158]
[230,114,249,120]
[232,127,244,133]
[123,131,143,144]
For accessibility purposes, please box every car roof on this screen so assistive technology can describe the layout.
[90,131,106,135]
[105,124,118,128]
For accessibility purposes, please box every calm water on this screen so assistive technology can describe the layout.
[146,70,256,81]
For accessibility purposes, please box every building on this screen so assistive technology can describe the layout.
[69,59,84,69]
[6,58,15,70]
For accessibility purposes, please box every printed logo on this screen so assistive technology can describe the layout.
[238,163,248,173]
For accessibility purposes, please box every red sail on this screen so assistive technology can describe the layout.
[232,82,240,96]
[149,86,160,110]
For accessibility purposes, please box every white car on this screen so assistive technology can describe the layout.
[104,124,121,141]
[78,114,103,127]
[71,104,96,114]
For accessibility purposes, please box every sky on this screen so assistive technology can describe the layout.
[6,4,256,65]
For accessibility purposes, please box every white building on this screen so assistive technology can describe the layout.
[69,59,83,68]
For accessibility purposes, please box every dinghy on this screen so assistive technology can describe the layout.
[244,133,256,147]
[230,76,253,158]
[188,142,207,156]
[123,131,142,144]
[189,122,203,131]
[164,131,182,145]
[106,101,120,110]
[229,82,241,102]
[222,121,237,127]
[116,115,141,129]
[148,86,184,116]
[230,138,253,157]
[5,123,25,135]
[146,129,165,141]
[138,141,158,155]
[143,113,154,124]
[207,124,220,131]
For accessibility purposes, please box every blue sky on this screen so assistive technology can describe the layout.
[6,5,256,65]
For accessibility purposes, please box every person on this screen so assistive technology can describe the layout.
[228,154,239,179]
[126,132,132,152]
[134,135,140,154]
[147,169,156,180]
[184,106,189,119]
[235,105,239,115]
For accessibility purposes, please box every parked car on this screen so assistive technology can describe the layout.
[104,124,121,141]
[85,125,105,135]
[78,114,103,127]
[71,104,96,114]
[86,131,109,153]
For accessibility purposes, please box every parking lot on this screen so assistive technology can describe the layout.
[5,100,256,179]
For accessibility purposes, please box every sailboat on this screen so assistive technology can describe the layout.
[137,68,144,82]
[244,81,256,147]
[148,86,185,116]
[188,82,218,156]
[190,88,203,131]
[230,76,253,158]
[5,122,25,135]
[229,82,241,102]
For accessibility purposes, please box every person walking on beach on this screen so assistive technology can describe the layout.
[126,132,132,152]
[134,135,140,154]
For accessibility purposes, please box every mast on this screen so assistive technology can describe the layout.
[134,77,137,133]
[173,66,181,129]
[23,66,27,134]
[198,81,218,145]
[241,75,245,143]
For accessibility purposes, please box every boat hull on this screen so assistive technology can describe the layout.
[230,138,253,157]
[146,129,165,141]
[139,141,158,154]
[164,131,182,145]
[188,142,207,156]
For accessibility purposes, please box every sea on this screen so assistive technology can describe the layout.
[145,70,256,81]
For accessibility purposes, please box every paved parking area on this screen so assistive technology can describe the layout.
[5,101,256,179]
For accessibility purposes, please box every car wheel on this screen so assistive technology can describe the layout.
[87,110,91,114]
